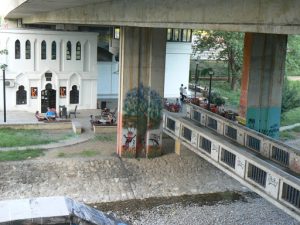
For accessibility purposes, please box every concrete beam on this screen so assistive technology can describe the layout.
[5,0,300,34]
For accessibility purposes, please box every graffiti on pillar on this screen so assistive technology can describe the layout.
[248,118,255,129]
[122,127,137,157]
[260,124,279,138]
[122,83,163,158]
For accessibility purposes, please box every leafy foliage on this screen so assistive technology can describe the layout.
[286,35,300,76]
[193,30,244,90]
[281,79,300,114]
[0,49,8,70]
[210,92,225,106]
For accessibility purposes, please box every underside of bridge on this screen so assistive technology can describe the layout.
[4,0,300,34]
[2,0,299,151]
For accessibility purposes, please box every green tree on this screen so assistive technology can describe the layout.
[286,35,300,76]
[281,78,300,114]
[0,49,8,70]
[193,30,244,90]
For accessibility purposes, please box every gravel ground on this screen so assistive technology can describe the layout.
[111,195,299,225]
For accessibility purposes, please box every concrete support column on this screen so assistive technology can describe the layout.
[240,33,287,138]
[175,139,181,156]
[117,27,166,158]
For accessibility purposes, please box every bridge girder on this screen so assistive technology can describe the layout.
[4,0,300,34]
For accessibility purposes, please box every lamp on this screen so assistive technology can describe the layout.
[0,49,8,123]
[194,63,199,99]
[1,64,7,122]
[207,69,214,111]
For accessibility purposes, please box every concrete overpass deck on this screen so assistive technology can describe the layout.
[163,104,300,221]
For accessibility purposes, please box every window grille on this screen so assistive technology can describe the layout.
[25,40,31,59]
[282,183,300,209]
[225,126,237,140]
[193,111,201,123]
[247,163,266,187]
[200,137,211,154]
[271,146,289,166]
[166,118,175,131]
[41,40,46,60]
[66,41,72,60]
[51,41,56,60]
[15,40,20,59]
[182,127,192,142]
[221,148,236,169]
[207,117,217,130]
[246,135,260,152]
[76,42,81,60]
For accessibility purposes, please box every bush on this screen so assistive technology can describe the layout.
[211,92,226,106]
[281,79,300,114]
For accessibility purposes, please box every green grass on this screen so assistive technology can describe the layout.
[190,60,228,77]
[93,133,116,142]
[279,131,296,141]
[200,81,241,108]
[0,149,44,162]
[281,107,300,126]
[79,150,99,157]
[57,150,99,158]
[0,128,75,147]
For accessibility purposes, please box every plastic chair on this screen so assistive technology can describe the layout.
[69,105,78,118]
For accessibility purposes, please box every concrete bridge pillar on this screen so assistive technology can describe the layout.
[117,27,166,158]
[240,33,287,138]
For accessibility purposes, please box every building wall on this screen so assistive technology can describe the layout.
[97,61,119,99]
[164,42,192,98]
[96,41,192,100]
[0,29,98,112]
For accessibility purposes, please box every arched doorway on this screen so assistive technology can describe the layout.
[41,83,56,113]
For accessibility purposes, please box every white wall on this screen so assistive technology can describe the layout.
[97,61,119,99]
[164,42,192,98]
[96,41,192,100]
[0,29,98,112]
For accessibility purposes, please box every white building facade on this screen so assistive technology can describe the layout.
[0,29,98,113]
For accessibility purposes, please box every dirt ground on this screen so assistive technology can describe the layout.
[39,132,175,159]
[42,133,118,159]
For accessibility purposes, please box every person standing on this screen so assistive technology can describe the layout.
[179,84,184,101]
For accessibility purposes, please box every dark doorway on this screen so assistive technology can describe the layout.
[70,85,79,104]
[41,83,56,113]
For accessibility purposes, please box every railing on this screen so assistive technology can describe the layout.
[185,104,300,174]
[163,112,300,220]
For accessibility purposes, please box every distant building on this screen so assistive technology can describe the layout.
[0,27,192,112]
[0,29,98,112]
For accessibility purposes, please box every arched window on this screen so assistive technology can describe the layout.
[16,85,27,105]
[51,41,56,60]
[41,40,46,60]
[76,42,81,60]
[15,40,20,59]
[25,40,31,59]
[70,85,79,104]
[66,41,72,60]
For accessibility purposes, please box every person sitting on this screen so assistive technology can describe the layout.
[45,107,56,120]
[35,111,46,121]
